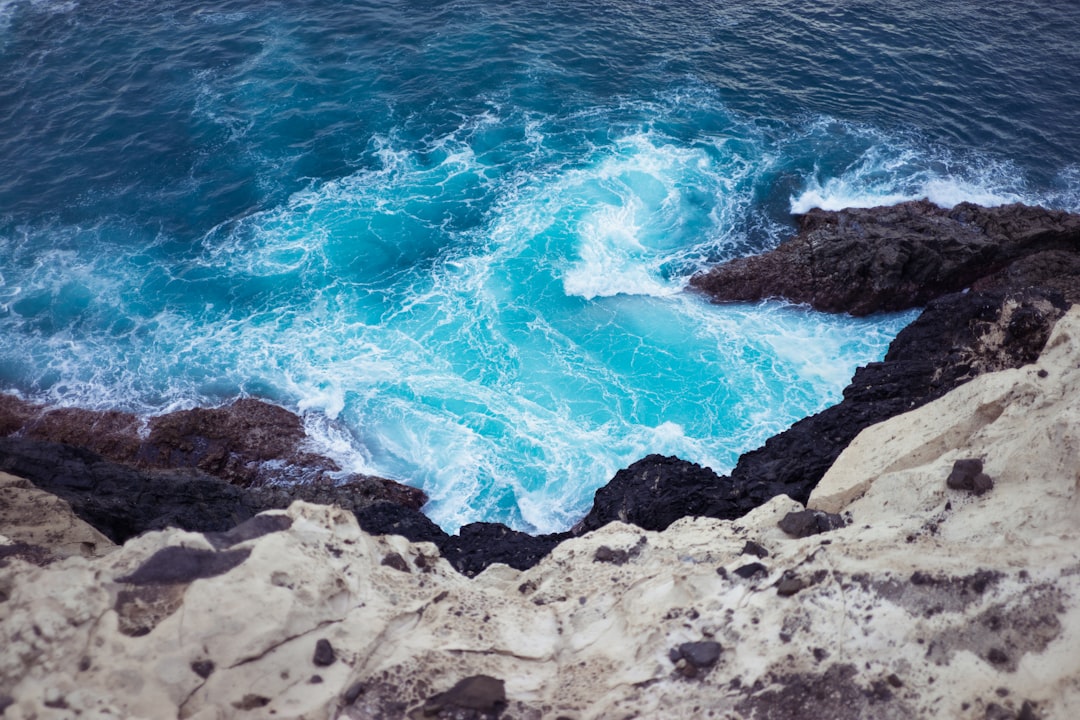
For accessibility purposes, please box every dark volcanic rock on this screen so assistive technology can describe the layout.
[354,501,449,547]
[0,437,261,543]
[312,639,336,667]
[437,523,571,577]
[726,288,1066,509]
[690,200,1080,314]
[946,458,995,496]
[670,640,723,678]
[0,436,423,545]
[0,396,427,501]
[420,675,507,719]
[778,510,847,538]
[574,454,740,533]
[137,398,334,486]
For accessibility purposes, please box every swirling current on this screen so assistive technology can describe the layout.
[1,0,1078,531]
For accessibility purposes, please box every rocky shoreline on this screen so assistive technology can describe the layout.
[3,199,1080,718]
[3,304,1079,718]
[3,200,1077,574]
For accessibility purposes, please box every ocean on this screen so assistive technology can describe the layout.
[1,0,1078,533]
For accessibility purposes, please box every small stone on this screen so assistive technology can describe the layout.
[987,647,1010,665]
[313,638,336,667]
[778,509,847,538]
[310,675,323,684]
[741,540,769,558]
[1037,369,1048,378]
[422,675,507,715]
[972,473,995,496]
[343,682,365,705]
[677,641,722,669]
[776,575,807,597]
[380,552,410,573]
[594,545,629,565]
[191,660,215,679]
[733,562,768,579]
[886,674,903,688]
[946,458,983,491]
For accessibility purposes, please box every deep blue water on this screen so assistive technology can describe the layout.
[1,0,1078,532]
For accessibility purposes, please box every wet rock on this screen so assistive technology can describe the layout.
[137,398,333,487]
[354,502,449,547]
[689,200,1080,314]
[437,522,571,577]
[0,436,423,547]
[779,509,847,538]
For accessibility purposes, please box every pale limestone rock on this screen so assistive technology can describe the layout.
[0,471,115,560]
[3,310,1080,719]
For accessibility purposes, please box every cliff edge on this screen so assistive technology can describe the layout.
[4,307,1080,719]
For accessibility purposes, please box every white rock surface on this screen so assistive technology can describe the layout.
[3,310,1080,720]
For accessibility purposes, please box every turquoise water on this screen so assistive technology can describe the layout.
[1,1,1078,532]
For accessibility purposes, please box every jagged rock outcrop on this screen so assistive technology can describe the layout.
[4,201,1078,575]
[0,428,565,577]
[0,434,426,546]
[595,200,1080,542]
[578,288,1067,532]
[689,200,1080,315]
[0,396,390,488]
[4,307,1080,719]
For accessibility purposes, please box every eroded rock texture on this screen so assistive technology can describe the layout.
[4,307,1080,718]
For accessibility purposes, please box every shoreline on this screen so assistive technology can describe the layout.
[2,199,1077,575]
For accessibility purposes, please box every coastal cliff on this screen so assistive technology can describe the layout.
[3,201,1078,575]
[3,306,1080,718]
[3,199,1080,718]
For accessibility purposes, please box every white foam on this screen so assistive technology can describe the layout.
[788,127,1033,213]
[562,200,680,299]
[790,177,1024,214]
